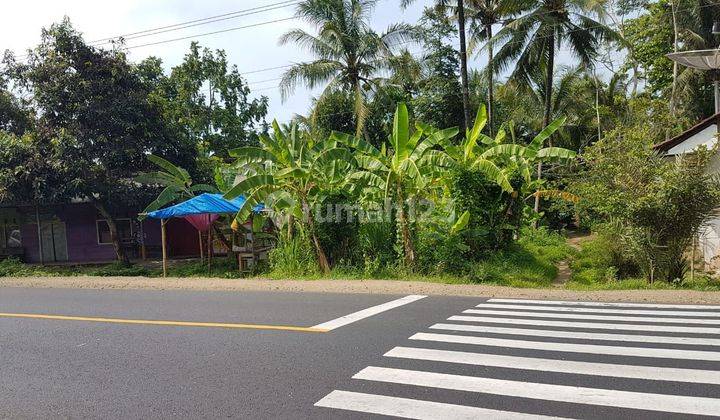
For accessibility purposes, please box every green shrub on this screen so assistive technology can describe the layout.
[0,258,29,277]
[358,221,397,272]
[450,168,522,253]
[315,191,361,266]
[416,225,471,274]
[268,230,319,277]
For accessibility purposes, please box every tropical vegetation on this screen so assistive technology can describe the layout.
[2,0,720,289]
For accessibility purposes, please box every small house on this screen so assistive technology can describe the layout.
[0,201,202,264]
[654,112,720,268]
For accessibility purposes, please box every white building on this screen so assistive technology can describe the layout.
[654,113,720,268]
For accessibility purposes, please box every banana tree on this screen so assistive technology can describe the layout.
[479,116,577,212]
[335,103,455,267]
[224,121,355,273]
[429,105,513,192]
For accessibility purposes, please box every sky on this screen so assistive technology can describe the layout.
[1,0,577,123]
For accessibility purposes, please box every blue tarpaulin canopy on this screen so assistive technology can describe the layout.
[146,193,246,219]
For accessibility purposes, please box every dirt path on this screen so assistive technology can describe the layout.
[552,233,592,288]
[1,276,719,304]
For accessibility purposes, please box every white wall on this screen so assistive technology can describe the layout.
[667,124,718,155]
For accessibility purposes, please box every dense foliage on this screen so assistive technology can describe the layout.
[2,0,720,287]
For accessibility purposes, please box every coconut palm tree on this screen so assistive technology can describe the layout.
[279,0,413,136]
[490,4,616,215]
[466,0,518,134]
[491,0,616,129]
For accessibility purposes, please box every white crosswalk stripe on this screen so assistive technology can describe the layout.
[463,308,720,324]
[353,366,720,416]
[315,298,720,419]
[476,303,720,317]
[448,314,720,334]
[487,298,720,309]
[429,322,720,346]
[410,332,720,360]
[315,390,566,420]
[384,346,720,384]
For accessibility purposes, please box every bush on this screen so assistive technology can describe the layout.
[570,125,720,283]
[450,168,522,253]
[357,221,397,276]
[315,191,360,266]
[0,258,29,277]
[268,230,319,277]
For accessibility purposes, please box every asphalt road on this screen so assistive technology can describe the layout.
[0,288,719,419]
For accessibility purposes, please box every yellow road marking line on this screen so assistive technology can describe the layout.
[0,312,329,333]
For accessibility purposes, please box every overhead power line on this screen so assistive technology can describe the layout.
[125,16,296,49]
[89,0,299,46]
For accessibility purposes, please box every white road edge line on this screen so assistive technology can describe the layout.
[312,295,426,331]
[385,346,720,384]
[487,298,720,309]
[448,315,720,334]
[429,323,720,346]
[462,309,720,325]
[476,303,720,317]
[314,390,566,419]
[410,332,720,361]
[353,366,720,416]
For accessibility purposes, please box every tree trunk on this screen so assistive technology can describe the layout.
[534,34,555,221]
[287,214,295,239]
[457,0,471,132]
[595,75,602,142]
[396,183,415,267]
[486,23,494,136]
[303,200,330,274]
[669,0,679,116]
[92,199,129,264]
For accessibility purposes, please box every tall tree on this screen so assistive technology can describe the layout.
[466,0,517,134]
[138,43,269,162]
[411,6,465,131]
[279,0,413,136]
[5,20,196,262]
[490,0,616,214]
[402,0,473,131]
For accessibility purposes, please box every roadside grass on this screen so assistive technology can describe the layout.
[264,227,574,287]
[465,228,574,288]
[567,236,720,291]
[6,228,719,291]
[0,228,574,287]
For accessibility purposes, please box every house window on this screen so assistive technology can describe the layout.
[97,219,133,245]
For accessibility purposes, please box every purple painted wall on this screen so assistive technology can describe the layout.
[13,203,183,264]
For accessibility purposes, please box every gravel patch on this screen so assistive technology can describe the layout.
[1,276,719,304]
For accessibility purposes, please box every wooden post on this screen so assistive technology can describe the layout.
[161,219,168,278]
[139,221,147,261]
[207,217,212,275]
[198,230,204,263]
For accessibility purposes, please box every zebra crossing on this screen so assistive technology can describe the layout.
[314,298,720,419]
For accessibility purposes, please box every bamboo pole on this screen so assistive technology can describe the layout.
[161,219,168,278]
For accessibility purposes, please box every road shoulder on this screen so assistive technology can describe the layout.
[1,276,719,304]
